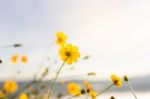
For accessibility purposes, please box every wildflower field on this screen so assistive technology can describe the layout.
[1,0,150,99]
[0,32,138,99]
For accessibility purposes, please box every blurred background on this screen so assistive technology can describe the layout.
[0,0,150,98]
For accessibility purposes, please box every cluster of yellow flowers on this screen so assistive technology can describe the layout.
[67,74,123,99]
[0,32,137,99]
[67,81,97,99]
[56,32,80,65]
[12,54,28,64]
[0,80,28,99]
[47,32,81,98]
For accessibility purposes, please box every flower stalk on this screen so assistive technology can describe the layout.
[96,83,114,96]
[127,82,138,99]
[47,57,68,98]
[86,93,89,99]
[124,75,138,99]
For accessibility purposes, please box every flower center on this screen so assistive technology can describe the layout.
[70,87,75,91]
[65,51,71,57]
[58,38,63,42]
[114,80,119,85]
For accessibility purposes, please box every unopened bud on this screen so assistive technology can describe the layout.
[124,75,129,82]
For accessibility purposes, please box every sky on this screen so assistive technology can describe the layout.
[0,0,150,80]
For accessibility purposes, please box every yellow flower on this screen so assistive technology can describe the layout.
[12,54,19,64]
[89,90,97,99]
[68,82,81,95]
[56,32,67,46]
[12,54,28,64]
[4,80,18,93]
[21,55,28,63]
[59,44,80,64]
[19,93,28,99]
[84,80,97,99]
[111,74,123,87]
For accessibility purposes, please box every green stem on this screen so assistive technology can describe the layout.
[47,58,68,98]
[96,83,114,96]
[127,81,138,99]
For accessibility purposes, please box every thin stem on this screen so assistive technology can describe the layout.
[66,93,81,99]
[96,83,114,96]
[127,81,138,99]
[86,93,89,99]
[39,43,55,70]
[12,43,54,99]
[34,42,55,79]
[47,58,68,98]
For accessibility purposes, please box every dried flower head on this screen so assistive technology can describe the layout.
[87,72,96,76]
[110,96,115,99]
[80,89,86,94]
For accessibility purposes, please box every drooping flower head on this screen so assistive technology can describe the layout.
[68,82,81,95]
[56,32,67,46]
[84,81,97,99]
[111,74,123,87]
[89,90,97,99]
[59,44,80,65]
[4,80,18,93]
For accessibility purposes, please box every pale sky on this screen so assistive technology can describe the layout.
[0,0,150,80]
